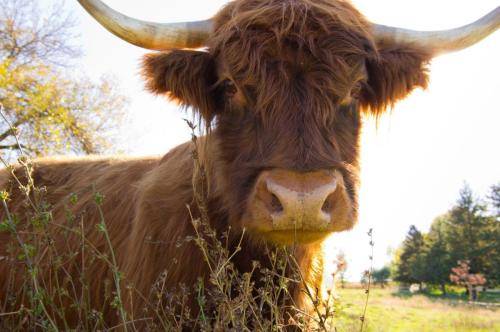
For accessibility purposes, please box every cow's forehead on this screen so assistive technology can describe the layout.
[209,0,373,84]
[211,0,373,42]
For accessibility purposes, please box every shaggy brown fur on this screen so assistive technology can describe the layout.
[0,0,433,327]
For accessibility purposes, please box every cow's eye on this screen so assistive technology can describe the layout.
[340,81,365,106]
[350,82,363,100]
[222,79,238,98]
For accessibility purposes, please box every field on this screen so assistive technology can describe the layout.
[334,287,500,332]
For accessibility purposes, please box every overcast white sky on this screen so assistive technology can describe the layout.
[46,0,499,280]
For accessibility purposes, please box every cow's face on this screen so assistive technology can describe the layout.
[79,0,497,245]
[142,0,431,245]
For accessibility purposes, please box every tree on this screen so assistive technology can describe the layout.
[450,260,486,301]
[391,184,500,292]
[393,225,426,288]
[372,266,390,288]
[445,184,497,285]
[422,215,452,294]
[0,0,126,160]
[334,251,348,288]
[488,183,500,217]
[481,183,500,287]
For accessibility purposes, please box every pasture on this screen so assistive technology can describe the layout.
[334,287,500,332]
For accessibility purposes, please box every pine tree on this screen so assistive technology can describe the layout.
[423,216,452,293]
[446,184,490,277]
[488,183,500,216]
[394,225,425,288]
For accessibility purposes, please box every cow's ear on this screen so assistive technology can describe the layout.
[142,50,217,121]
[360,44,431,116]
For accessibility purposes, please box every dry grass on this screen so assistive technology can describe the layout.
[0,119,345,331]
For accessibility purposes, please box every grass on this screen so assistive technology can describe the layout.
[1,112,497,331]
[334,286,500,332]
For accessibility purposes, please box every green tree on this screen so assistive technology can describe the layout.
[422,215,452,293]
[488,183,500,217]
[391,183,500,291]
[481,183,500,286]
[479,218,500,287]
[393,225,426,288]
[0,0,126,159]
[372,266,390,288]
[445,184,495,282]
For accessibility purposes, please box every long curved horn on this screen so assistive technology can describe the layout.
[373,7,499,56]
[77,0,212,50]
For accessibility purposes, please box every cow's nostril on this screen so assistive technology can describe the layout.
[321,193,334,213]
[270,193,284,213]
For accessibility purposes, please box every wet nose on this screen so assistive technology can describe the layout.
[253,169,340,231]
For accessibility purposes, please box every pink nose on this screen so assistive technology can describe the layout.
[251,169,342,231]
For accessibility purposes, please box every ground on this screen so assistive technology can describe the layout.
[334,286,500,332]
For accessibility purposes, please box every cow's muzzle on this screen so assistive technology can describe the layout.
[243,169,353,244]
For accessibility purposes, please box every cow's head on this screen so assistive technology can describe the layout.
[79,0,499,245]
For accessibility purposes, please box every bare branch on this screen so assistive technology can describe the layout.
[0,118,27,142]
[0,104,26,155]
[0,143,31,151]
[0,0,80,68]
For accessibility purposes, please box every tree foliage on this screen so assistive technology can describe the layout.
[393,225,425,285]
[450,260,486,301]
[421,216,451,292]
[0,0,126,159]
[392,183,499,288]
[488,183,500,217]
[445,185,486,272]
[372,266,390,288]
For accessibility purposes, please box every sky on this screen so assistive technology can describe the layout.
[45,0,499,280]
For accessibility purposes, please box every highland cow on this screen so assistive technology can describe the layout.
[1,0,498,328]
